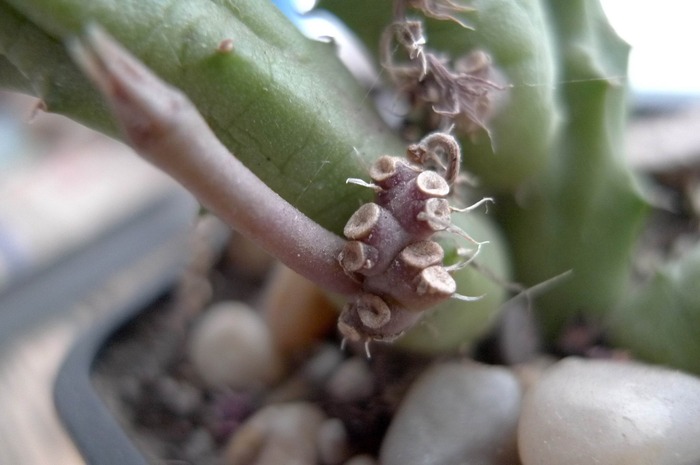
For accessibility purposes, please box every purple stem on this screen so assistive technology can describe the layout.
[67,25,361,295]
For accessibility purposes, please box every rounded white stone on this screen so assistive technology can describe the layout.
[224,402,326,465]
[188,301,283,390]
[518,357,700,465]
[380,361,522,465]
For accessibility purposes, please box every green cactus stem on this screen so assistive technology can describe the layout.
[496,0,648,338]
[610,244,700,374]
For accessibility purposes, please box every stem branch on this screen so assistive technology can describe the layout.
[68,25,360,295]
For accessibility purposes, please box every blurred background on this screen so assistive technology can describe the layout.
[1,0,700,463]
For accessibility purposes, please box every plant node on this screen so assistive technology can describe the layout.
[338,130,491,352]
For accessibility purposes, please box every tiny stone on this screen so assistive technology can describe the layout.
[494,298,540,365]
[183,427,215,461]
[326,357,374,403]
[518,357,700,465]
[188,301,283,390]
[226,230,274,278]
[260,264,338,353]
[223,402,326,465]
[380,361,521,465]
[303,344,345,385]
[317,418,352,465]
[156,376,202,416]
[343,455,378,465]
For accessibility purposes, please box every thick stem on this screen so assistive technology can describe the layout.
[68,25,360,295]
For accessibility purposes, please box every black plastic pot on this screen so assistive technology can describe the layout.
[53,187,197,465]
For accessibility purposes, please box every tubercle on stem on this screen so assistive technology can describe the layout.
[67,24,361,296]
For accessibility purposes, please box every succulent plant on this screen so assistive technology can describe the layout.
[2,0,699,373]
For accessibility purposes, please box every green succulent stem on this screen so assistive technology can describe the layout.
[498,0,648,337]
[610,244,700,374]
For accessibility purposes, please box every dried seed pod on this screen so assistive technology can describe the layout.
[338,294,424,346]
[415,197,452,234]
[416,265,456,297]
[342,203,412,276]
[400,240,445,270]
[355,293,393,329]
[416,170,451,197]
[369,155,418,188]
[375,169,452,237]
[338,241,380,274]
[363,241,448,310]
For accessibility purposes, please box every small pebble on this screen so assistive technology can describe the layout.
[326,357,374,403]
[261,264,339,353]
[265,344,345,404]
[495,298,540,364]
[156,376,202,416]
[183,427,215,461]
[317,417,352,465]
[188,301,283,390]
[380,360,521,465]
[223,402,326,465]
[303,344,345,385]
[226,230,274,278]
[343,455,378,465]
[518,357,700,465]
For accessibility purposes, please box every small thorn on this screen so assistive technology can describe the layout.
[217,38,234,53]
[364,339,372,359]
[340,337,347,351]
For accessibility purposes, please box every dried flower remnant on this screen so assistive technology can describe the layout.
[406,131,462,185]
[401,0,476,29]
[381,21,428,82]
[382,2,504,137]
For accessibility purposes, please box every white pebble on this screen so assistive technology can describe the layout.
[224,402,326,465]
[326,357,374,402]
[188,301,283,390]
[518,357,700,465]
[343,455,377,465]
[317,417,351,465]
[380,361,522,465]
